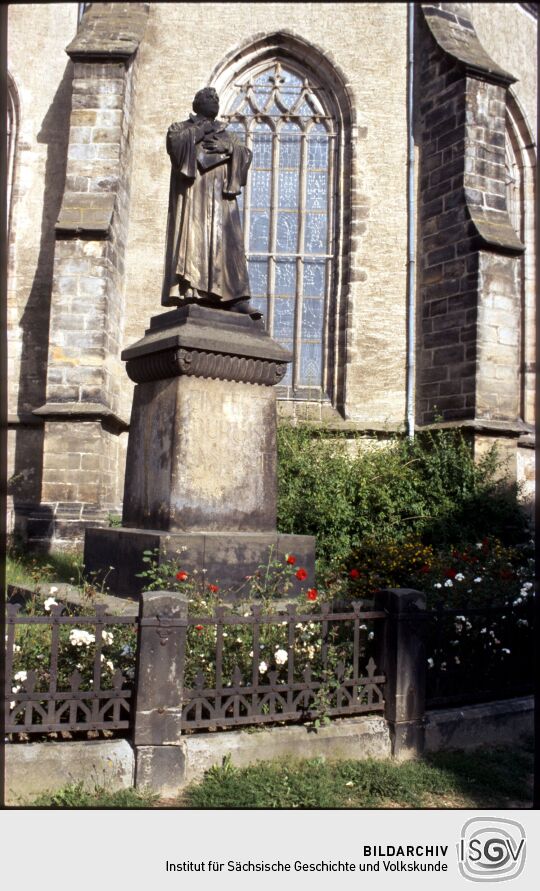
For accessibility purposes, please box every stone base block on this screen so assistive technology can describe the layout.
[389,720,425,761]
[84,526,316,599]
[135,745,186,796]
[5,739,134,805]
[425,696,533,753]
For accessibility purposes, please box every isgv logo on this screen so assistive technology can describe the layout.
[458,817,526,882]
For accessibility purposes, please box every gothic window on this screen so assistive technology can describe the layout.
[504,95,536,425]
[221,61,337,399]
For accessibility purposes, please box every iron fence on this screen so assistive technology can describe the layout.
[423,598,534,708]
[5,603,137,735]
[180,602,387,730]
[5,589,533,740]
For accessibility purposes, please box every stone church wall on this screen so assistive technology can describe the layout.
[7,4,79,537]
[6,3,536,547]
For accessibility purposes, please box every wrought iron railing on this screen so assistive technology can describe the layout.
[180,602,387,730]
[423,599,534,708]
[5,603,136,735]
[7,590,531,740]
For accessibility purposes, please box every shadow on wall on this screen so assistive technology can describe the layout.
[11,61,73,546]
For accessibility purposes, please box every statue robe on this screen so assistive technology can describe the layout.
[162,114,253,306]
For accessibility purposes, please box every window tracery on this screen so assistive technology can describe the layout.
[222,61,337,397]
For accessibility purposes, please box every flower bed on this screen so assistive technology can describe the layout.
[6,538,534,731]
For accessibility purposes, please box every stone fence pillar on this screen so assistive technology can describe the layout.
[133,590,188,793]
[374,588,427,760]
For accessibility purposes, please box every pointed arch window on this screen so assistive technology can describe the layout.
[504,96,537,425]
[221,61,337,399]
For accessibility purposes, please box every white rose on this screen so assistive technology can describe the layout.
[274,649,288,666]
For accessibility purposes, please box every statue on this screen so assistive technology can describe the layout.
[162,87,261,319]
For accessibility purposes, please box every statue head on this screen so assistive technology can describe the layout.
[192,87,219,120]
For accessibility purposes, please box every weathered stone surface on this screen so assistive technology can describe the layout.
[416,6,525,428]
[374,588,427,759]
[4,739,134,805]
[33,401,129,430]
[66,3,149,61]
[84,527,316,598]
[56,191,116,236]
[122,376,278,532]
[123,305,291,386]
[425,695,533,752]
[135,745,186,796]
[7,2,536,550]
[134,591,188,746]
[180,716,391,790]
[119,307,293,538]
[422,3,515,85]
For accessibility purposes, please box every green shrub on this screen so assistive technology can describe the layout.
[277,425,529,571]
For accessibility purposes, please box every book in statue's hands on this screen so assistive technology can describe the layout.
[196,146,230,171]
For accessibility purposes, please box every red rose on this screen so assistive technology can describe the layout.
[176,571,188,582]
[286,554,296,565]
[419,564,431,573]
[349,569,360,579]
[444,568,457,579]
[306,588,318,601]
[499,569,513,580]
[195,624,203,632]
[295,568,307,581]
[208,583,219,593]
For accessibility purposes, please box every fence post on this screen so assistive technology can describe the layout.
[373,588,427,760]
[133,590,188,794]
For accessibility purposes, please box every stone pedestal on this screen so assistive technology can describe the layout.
[84,527,316,599]
[84,305,316,597]
[123,375,277,531]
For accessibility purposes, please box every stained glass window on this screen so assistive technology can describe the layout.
[222,62,337,398]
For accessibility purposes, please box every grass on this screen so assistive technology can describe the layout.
[181,745,534,809]
[30,782,158,808]
[22,743,533,809]
[7,547,84,591]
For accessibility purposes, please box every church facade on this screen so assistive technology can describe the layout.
[7,3,537,548]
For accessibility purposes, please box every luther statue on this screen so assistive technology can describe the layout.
[162,87,261,319]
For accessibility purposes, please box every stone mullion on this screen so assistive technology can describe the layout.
[267,123,280,341]
[243,121,253,257]
[293,130,307,392]
[322,130,337,400]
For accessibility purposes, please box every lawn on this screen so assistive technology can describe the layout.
[25,743,533,809]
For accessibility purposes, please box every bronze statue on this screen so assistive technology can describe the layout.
[162,87,261,319]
